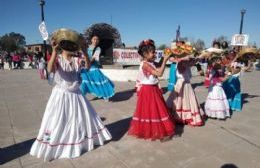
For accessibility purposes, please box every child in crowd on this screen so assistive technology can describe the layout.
[80,35,115,101]
[205,56,230,119]
[30,29,111,161]
[38,57,46,79]
[204,41,221,87]
[167,42,179,92]
[128,39,175,141]
[222,62,243,112]
[0,54,4,70]
[168,58,177,91]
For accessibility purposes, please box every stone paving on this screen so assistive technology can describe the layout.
[0,69,260,168]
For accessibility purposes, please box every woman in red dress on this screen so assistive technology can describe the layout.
[128,39,175,141]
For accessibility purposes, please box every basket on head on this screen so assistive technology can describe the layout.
[51,28,83,52]
[238,47,257,58]
[170,41,195,58]
[205,47,223,55]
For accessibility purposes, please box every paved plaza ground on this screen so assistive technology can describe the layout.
[0,69,260,168]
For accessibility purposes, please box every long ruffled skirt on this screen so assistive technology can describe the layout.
[30,86,112,161]
[167,79,205,126]
[80,68,115,100]
[205,83,230,119]
[222,76,242,112]
[128,85,175,140]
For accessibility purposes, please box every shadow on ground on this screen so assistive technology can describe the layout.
[110,89,135,102]
[174,124,185,137]
[220,163,239,168]
[242,93,260,104]
[106,116,184,139]
[0,138,35,165]
[106,117,132,141]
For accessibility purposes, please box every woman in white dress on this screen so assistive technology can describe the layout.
[205,56,230,119]
[30,36,112,161]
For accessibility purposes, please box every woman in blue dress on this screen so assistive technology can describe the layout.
[80,35,115,100]
[167,42,179,91]
[167,59,177,91]
[222,63,242,112]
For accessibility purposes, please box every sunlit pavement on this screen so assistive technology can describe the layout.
[1,69,260,168]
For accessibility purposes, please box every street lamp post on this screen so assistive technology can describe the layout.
[39,0,47,62]
[239,9,246,34]
[176,25,180,42]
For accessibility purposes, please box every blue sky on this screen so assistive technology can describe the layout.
[1,0,260,47]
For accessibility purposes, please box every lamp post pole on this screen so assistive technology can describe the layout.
[176,25,180,42]
[39,0,47,62]
[239,9,246,34]
[236,9,246,53]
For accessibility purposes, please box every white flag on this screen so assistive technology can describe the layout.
[39,21,49,40]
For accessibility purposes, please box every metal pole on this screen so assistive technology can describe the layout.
[40,0,47,62]
[237,9,246,53]
[176,25,180,42]
[39,0,48,79]
[239,9,246,34]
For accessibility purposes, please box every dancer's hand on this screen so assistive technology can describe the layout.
[79,49,90,70]
[51,39,59,52]
[163,53,171,60]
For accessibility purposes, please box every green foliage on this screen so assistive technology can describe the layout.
[157,44,167,50]
[0,32,26,52]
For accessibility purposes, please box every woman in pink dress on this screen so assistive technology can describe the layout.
[167,58,205,126]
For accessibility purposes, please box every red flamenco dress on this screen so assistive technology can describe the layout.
[128,61,175,140]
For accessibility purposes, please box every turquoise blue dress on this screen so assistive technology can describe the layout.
[167,63,177,91]
[80,47,115,100]
[222,75,242,112]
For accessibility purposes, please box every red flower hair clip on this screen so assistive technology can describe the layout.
[140,39,154,47]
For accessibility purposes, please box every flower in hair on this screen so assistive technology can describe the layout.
[143,39,154,46]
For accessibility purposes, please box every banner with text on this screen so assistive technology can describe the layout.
[231,34,249,46]
[113,49,165,65]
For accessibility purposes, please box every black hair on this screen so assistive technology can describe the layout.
[221,41,229,49]
[208,56,222,66]
[138,39,156,57]
[179,41,185,44]
[212,41,221,48]
[90,34,100,40]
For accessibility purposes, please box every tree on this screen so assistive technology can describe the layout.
[172,37,189,43]
[157,44,167,50]
[84,23,122,47]
[0,32,26,52]
[215,35,229,44]
[192,39,205,52]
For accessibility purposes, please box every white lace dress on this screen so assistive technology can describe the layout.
[30,55,112,161]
